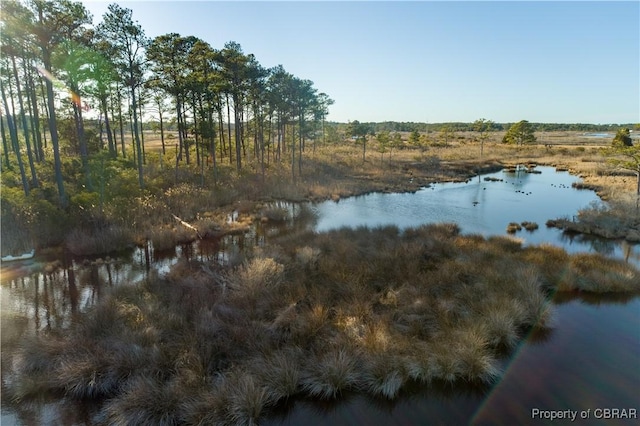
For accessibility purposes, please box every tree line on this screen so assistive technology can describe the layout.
[0,0,334,205]
[352,121,635,134]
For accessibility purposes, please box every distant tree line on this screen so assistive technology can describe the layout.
[343,121,636,134]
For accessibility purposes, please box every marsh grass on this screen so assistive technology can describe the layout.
[5,130,634,258]
[557,197,640,241]
[561,254,640,292]
[301,349,362,399]
[11,223,639,423]
[65,225,132,256]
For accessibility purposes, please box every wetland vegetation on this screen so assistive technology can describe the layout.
[2,0,640,424]
[8,224,639,424]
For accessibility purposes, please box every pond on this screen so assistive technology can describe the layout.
[1,166,639,424]
[311,166,638,262]
[584,132,615,138]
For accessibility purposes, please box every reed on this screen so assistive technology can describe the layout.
[452,328,501,383]
[148,226,178,252]
[250,348,303,404]
[480,302,520,350]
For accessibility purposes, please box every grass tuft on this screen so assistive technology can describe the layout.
[301,350,361,399]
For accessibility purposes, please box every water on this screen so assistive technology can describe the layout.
[2,166,639,424]
[264,294,640,426]
[312,166,638,262]
[584,132,614,138]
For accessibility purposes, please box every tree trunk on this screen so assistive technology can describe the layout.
[72,96,92,191]
[129,77,144,189]
[208,106,218,186]
[193,100,201,167]
[25,61,44,162]
[38,76,48,150]
[10,55,38,188]
[226,94,233,165]
[1,110,11,169]
[175,97,183,162]
[291,122,295,181]
[117,86,125,158]
[129,98,136,164]
[138,90,146,165]
[298,110,303,177]
[1,79,28,195]
[156,99,165,156]
[100,96,115,157]
[217,104,225,159]
[234,96,242,171]
[276,115,281,162]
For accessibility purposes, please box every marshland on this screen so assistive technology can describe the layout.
[2,0,640,424]
[3,136,640,424]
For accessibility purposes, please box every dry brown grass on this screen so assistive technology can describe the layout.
[11,206,639,422]
[29,129,635,258]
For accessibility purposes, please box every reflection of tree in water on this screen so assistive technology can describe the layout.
[558,230,640,265]
[502,166,533,191]
[3,260,134,336]
[622,240,640,264]
[558,231,615,255]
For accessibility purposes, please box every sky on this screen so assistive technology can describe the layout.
[80,1,640,124]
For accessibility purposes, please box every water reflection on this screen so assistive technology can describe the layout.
[1,167,638,424]
[311,166,638,265]
[264,296,640,426]
[266,382,489,426]
[473,296,640,426]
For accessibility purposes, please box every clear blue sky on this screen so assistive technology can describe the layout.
[82,1,640,124]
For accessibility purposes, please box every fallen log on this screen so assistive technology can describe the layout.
[172,214,203,239]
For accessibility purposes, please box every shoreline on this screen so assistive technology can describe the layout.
[3,140,638,259]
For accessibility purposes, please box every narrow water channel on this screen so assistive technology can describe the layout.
[1,166,638,424]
